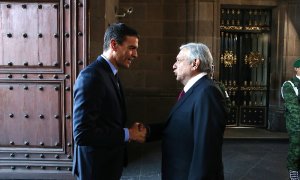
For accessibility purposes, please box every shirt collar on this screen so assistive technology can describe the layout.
[296,75,300,80]
[101,54,118,75]
[183,72,207,92]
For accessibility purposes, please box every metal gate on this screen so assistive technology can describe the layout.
[220,7,271,127]
[0,0,86,178]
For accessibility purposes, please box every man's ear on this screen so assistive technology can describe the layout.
[110,39,118,51]
[192,59,200,69]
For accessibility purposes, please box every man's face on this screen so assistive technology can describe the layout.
[295,67,300,76]
[115,36,139,69]
[173,48,194,85]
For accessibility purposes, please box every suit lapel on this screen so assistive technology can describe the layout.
[168,88,193,118]
[97,56,125,103]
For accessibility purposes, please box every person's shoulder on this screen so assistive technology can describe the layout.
[282,80,294,89]
[194,76,211,89]
[281,80,298,98]
[200,79,220,94]
[82,57,108,73]
[77,62,107,83]
[199,75,214,85]
[79,64,97,76]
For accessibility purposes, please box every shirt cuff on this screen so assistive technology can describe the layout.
[124,128,129,142]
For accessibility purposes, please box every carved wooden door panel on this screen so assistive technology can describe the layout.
[0,0,86,178]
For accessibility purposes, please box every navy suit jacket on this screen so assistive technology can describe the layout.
[72,56,127,180]
[149,75,226,180]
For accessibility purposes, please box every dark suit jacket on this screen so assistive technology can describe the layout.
[72,56,127,180]
[148,75,226,180]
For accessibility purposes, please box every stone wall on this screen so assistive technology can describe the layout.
[90,0,300,130]
[88,0,119,62]
[117,0,188,124]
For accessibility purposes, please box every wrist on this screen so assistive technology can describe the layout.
[128,128,134,142]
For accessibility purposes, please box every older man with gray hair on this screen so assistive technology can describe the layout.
[146,42,227,180]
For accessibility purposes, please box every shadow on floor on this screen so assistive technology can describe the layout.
[122,128,289,180]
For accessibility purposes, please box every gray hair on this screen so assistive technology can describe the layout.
[179,43,213,73]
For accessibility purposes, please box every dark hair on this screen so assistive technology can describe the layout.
[103,23,139,51]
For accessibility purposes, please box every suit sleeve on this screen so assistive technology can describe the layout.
[73,72,124,148]
[188,85,226,179]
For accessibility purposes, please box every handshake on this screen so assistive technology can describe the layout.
[128,122,148,143]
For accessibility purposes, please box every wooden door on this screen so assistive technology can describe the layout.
[0,0,86,179]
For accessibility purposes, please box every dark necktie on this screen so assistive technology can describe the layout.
[115,73,120,88]
[114,73,123,100]
[177,90,185,101]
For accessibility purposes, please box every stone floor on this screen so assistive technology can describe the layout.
[224,127,288,140]
[121,128,290,180]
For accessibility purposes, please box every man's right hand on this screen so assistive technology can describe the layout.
[128,122,147,143]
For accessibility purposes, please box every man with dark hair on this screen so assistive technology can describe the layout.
[282,58,300,180]
[72,23,146,180]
